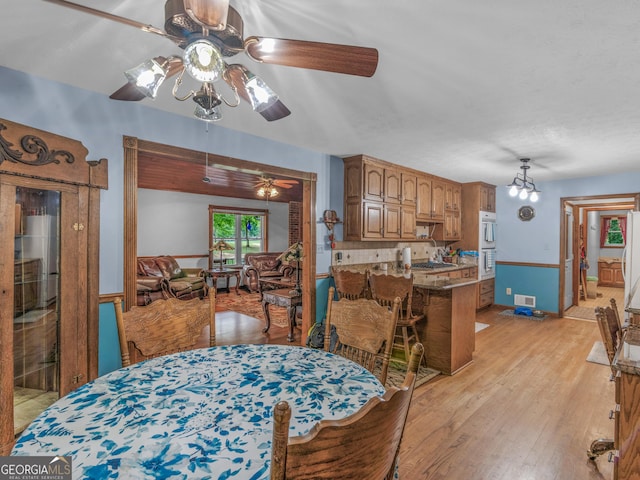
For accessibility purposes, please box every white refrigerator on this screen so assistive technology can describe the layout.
[623,211,640,318]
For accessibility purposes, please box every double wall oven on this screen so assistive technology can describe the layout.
[479,211,496,280]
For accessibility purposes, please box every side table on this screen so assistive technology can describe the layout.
[205,268,240,295]
[261,288,302,342]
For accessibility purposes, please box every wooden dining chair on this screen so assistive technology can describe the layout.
[594,305,622,377]
[113,292,216,367]
[368,272,427,366]
[332,268,369,300]
[324,286,399,385]
[270,342,424,480]
[588,305,622,460]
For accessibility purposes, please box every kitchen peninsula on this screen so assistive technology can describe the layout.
[331,264,478,375]
[412,271,477,375]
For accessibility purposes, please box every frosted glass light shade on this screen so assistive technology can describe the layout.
[183,39,225,82]
[245,75,279,112]
[194,105,223,122]
[125,58,168,98]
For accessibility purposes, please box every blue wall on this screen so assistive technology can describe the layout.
[495,171,640,314]
[494,265,560,312]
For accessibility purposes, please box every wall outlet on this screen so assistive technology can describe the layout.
[506,288,512,295]
[316,245,324,254]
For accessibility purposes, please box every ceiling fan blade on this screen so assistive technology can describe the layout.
[110,83,147,101]
[258,100,291,122]
[274,179,298,187]
[183,0,229,31]
[43,0,182,43]
[244,37,378,77]
[110,56,184,101]
[223,64,291,121]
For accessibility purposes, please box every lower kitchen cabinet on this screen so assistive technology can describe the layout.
[613,328,640,479]
[477,278,495,309]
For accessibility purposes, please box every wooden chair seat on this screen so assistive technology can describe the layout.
[113,293,216,367]
[270,343,425,480]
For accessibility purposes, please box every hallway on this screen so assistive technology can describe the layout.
[565,285,624,321]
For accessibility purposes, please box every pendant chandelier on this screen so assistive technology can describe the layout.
[507,158,541,202]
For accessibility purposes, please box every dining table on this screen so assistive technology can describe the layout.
[12,344,386,479]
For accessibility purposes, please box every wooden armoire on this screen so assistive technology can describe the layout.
[0,119,107,454]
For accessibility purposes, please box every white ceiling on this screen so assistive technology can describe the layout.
[4,0,640,186]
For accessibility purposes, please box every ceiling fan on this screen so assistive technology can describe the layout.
[254,176,298,199]
[43,0,379,122]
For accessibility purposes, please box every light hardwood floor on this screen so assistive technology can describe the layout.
[216,299,615,479]
[400,306,614,480]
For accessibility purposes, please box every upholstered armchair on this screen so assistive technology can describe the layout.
[137,256,208,303]
[242,252,294,293]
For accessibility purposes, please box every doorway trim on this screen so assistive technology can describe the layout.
[559,193,639,314]
[122,136,317,343]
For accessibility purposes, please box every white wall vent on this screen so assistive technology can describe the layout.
[514,294,536,308]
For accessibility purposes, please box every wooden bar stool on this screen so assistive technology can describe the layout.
[368,272,427,367]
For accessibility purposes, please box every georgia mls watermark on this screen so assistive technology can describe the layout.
[0,456,72,480]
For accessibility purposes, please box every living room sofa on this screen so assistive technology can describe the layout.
[242,252,294,293]
[137,255,208,305]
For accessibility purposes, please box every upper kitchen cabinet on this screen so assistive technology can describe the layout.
[343,155,417,241]
[445,182,461,212]
[0,118,107,455]
[480,184,496,212]
[416,175,445,223]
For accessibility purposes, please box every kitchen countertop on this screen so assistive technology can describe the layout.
[330,264,478,290]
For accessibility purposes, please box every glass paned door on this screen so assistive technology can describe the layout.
[13,187,61,434]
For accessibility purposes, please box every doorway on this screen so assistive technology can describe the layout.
[560,194,639,320]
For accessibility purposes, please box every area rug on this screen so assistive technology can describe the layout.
[379,361,440,389]
[215,290,289,328]
[475,322,490,333]
[565,305,596,321]
[498,309,547,321]
[586,341,609,366]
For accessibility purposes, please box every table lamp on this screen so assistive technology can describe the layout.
[211,240,233,270]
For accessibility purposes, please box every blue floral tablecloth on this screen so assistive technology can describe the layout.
[12,344,385,479]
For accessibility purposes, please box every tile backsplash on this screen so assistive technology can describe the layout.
[332,241,441,267]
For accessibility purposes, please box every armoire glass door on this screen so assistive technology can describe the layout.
[13,187,61,434]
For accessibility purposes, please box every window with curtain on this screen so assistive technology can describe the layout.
[600,215,626,248]
[209,206,268,266]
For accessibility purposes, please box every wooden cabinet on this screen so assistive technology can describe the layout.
[598,260,624,287]
[480,184,496,212]
[416,174,445,223]
[445,182,461,212]
[417,283,477,375]
[343,155,416,241]
[0,118,107,455]
[477,278,495,309]
[612,329,640,479]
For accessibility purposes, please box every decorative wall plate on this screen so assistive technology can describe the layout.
[518,205,535,221]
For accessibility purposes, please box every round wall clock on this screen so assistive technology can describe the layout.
[518,205,535,221]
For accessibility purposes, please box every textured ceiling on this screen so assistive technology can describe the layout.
[4,0,640,187]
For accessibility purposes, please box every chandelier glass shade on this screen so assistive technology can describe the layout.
[125,58,169,98]
[183,39,225,82]
[507,158,540,202]
[257,186,279,198]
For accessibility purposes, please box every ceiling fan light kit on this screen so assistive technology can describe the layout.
[507,158,541,202]
[44,0,379,123]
